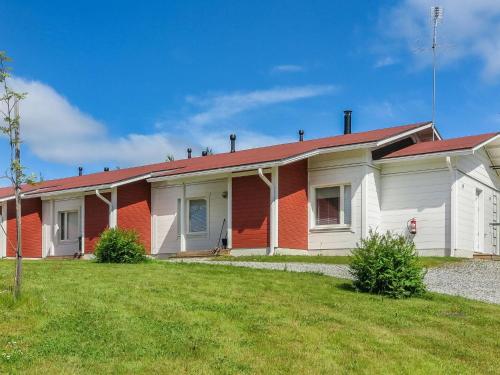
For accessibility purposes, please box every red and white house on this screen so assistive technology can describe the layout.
[0,115,498,259]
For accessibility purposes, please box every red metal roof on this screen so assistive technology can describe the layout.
[380,132,499,160]
[0,122,429,199]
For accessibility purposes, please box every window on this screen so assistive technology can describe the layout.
[59,211,79,241]
[188,199,207,233]
[315,185,351,227]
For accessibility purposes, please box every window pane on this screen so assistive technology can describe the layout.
[59,212,66,240]
[189,199,207,233]
[67,212,79,240]
[316,187,340,225]
[344,185,351,225]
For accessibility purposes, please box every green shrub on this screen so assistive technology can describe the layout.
[94,228,146,263]
[349,231,426,298]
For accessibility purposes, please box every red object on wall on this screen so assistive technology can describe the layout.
[7,198,42,258]
[232,174,270,249]
[278,160,308,249]
[409,218,417,235]
[84,193,110,253]
[117,180,151,253]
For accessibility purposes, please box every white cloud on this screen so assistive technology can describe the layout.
[271,64,306,73]
[380,0,500,79]
[374,56,398,68]
[184,85,336,127]
[3,78,334,166]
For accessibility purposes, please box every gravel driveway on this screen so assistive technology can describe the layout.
[170,258,500,304]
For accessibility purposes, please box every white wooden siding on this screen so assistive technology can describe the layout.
[152,180,228,253]
[380,161,451,254]
[308,150,368,251]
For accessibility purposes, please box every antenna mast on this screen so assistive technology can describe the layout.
[431,6,443,141]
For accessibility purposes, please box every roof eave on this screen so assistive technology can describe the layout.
[148,142,378,183]
[23,173,153,199]
[375,122,434,147]
[472,133,500,152]
[373,149,473,164]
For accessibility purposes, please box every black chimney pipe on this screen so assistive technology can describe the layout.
[344,110,352,135]
[78,166,83,176]
[187,148,192,159]
[298,129,304,142]
[201,150,208,156]
[104,167,109,172]
[230,134,236,153]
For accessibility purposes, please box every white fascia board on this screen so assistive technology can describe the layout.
[24,184,112,199]
[147,161,279,183]
[109,173,152,188]
[373,149,473,164]
[375,123,433,147]
[279,142,377,166]
[147,143,377,183]
[472,133,500,152]
[0,195,14,203]
[23,174,153,200]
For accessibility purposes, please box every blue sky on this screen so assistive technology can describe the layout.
[1,0,499,182]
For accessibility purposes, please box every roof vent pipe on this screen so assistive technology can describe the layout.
[230,134,236,153]
[104,167,109,172]
[201,150,208,156]
[187,148,192,159]
[78,167,83,176]
[344,110,352,135]
[298,129,304,141]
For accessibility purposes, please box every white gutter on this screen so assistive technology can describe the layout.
[258,167,278,255]
[95,189,117,228]
[446,156,457,257]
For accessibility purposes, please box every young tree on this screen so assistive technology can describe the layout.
[0,52,34,299]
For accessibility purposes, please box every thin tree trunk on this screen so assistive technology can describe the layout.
[14,185,22,298]
[13,110,22,299]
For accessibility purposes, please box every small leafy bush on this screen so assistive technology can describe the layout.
[94,228,146,263]
[349,231,426,298]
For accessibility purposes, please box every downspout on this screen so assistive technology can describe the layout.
[258,168,276,255]
[446,156,456,256]
[95,189,116,229]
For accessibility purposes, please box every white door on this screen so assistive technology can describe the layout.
[474,189,483,252]
[53,199,83,256]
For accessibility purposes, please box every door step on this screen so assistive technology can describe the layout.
[473,253,500,261]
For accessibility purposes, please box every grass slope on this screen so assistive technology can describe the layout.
[213,255,466,268]
[0,260,498,374]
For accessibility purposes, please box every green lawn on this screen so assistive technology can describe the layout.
[213,255,466,268]
[0,260,498,374]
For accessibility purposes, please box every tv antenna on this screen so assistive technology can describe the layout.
[431,6,444,141]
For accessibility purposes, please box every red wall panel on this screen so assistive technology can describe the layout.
[278,160,308,249]
[7,198,42,258]
[232,174,270,249]
[117,181,151,253]
[84,193,110,253]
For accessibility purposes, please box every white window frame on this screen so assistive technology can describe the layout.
[59,210,80,243]
[311,183,352,230]
[186,197,209,236]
